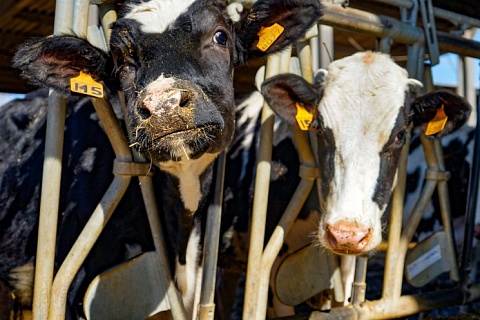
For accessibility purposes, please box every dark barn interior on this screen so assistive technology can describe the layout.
[1,0,479,94]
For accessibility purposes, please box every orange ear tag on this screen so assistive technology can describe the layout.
[70,71,104,98]
[295,103,313,131]
[425,104,448,136]
[256,23,284,52]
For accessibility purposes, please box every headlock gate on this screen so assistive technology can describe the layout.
[24,0,480,319]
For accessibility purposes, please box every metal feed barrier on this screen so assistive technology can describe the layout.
[30,0,480,319]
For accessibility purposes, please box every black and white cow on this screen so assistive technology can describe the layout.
[405,121,477,246]
[220,51,472,317]
[4,0,322,318]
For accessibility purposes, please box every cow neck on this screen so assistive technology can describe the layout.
[158,152,218,214]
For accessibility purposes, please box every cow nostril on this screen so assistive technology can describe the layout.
[325,223,372,253]
[138,106,151,119]
[179,91,192,108]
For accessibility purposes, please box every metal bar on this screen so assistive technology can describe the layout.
[256,178,316,320]
[48,176,131,320]
[98,3,116,46]
[117,91,188,319]
[32,91,67,320]
[32,1,74,317]
[382,125,411,300]
[311,284,480,319]
[351,257,368,306]
[422,65,459,281]
[373,0,480,29]
[72,0,89,37]
[198,152,226,320]
[461,93,480,289]
[320,3,480,59]
[242,52,280,320]
[320,3,424,45]
[47,96,133,319]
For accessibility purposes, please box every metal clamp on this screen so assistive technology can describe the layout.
[425,168,451,181]
[419,0,440,65]
[113,160,153,177]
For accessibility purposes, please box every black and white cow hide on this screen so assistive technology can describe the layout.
[405,117,477,247]
[220,51,472,318]
[3,0,322,318]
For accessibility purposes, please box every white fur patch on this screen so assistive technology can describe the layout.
[124,0,196,34]
[175,225,201,318]
[8,261,35,307]
[318,51,413,251]
[160,153,218,213]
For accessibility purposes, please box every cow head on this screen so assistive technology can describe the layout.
[13,0,322,169]
[261,51,472,256]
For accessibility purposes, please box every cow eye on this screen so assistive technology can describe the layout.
[392,130,407,147]
[213,31,228,45]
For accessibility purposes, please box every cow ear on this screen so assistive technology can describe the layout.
[13,36,112,96]
[234,0,323,65]
[411,89,472,138]
[261,73,320,125]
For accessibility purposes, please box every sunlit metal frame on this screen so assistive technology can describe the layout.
[31,0,480,319]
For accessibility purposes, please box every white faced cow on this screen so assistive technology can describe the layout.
[261,51,471,256]
[9,0,322,317]
[219,51,472,318]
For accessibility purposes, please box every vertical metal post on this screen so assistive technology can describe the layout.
[242,52,281,320]
[461,89,480,289]
[32,92,67,320]
[32,0,73,318]
[318,24,334,68]
[198,152,226,320]
[351,257,368,305]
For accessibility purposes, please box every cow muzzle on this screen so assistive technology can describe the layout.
[323,221,374,255]
[133,77,225,161]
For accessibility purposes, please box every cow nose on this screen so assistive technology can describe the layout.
[140,88,194,119]
[325,221,371,254]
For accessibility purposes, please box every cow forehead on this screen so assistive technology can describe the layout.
[319,51,409,150]
[124,0,196,33]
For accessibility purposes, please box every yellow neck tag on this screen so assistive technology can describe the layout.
[425,104,448,136]
[70,71,104,98]
[256,23,284,52]
[295,103,313,131]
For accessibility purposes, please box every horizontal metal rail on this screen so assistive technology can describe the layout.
[320,2,480,58]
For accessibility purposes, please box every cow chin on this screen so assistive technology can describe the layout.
[140,125,222,162]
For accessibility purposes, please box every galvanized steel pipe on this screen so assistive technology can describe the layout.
[243,52,280,320]
[48,176,131,320]
[199,152,226,320]
[311,284,480,319]
[32,0,74,317]
[116,92,188,319]
[32,91,67,320]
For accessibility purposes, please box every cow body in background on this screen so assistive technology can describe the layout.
[220,51,472,318]
[405,123,477,246]
[4,0,322,318]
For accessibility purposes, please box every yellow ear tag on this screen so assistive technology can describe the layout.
[256,23,284,52]
[70,71,104,98]
[295,103,314,131]
[425,104,448,136]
